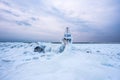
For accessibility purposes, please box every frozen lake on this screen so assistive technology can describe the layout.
[0,42,120,80]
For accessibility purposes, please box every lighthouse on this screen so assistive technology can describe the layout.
[58,27,72,53]
[62,27,72,45]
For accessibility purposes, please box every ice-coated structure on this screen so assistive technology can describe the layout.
[58,27,73,53]
[33,27,73,53]
[62,27,72,45]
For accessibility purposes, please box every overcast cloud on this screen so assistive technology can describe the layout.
[0,0,120,42]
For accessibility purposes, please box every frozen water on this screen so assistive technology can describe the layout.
[0,42,120,80]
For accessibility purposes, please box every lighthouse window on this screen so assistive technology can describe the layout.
[64,34,71,37]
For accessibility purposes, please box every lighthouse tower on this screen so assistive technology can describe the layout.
[62,27,72,45]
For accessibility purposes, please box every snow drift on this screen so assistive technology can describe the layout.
[0,42,120,80]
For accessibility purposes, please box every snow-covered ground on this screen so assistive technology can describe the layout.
[0,42,120,80]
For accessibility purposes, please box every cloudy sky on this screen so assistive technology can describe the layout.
[0,0,120,42]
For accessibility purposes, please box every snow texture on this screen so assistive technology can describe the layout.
[0,42,120,80]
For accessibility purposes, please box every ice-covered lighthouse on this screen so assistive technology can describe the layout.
[62,27,72,45]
